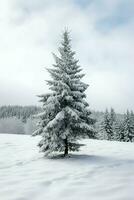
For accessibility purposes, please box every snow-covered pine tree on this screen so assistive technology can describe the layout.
[130,111,134,142]
[123,110,134,142]
[33,30,95,157]
[110,108,116,126]
[103,109,114,140]
[116,120,126,142]
[110,108,117,140]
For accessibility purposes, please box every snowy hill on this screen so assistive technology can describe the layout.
[0,134,134,200]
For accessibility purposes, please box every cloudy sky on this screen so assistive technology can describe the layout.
[0,0,134,112]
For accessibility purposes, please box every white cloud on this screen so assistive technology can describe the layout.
[0,0,133,112]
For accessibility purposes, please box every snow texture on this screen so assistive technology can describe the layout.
[0,133,134,200]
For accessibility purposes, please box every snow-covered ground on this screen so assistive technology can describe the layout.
[0,134,134,200]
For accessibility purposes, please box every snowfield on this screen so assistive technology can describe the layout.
[0,134,134,200]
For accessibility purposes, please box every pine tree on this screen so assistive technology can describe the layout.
[110,108,116,126]
[33,30,95,157]
[117,120,125,142]
[123,110,134,142]
[110,107,117,140]
[130,111,134,142]
[103,109,114,140]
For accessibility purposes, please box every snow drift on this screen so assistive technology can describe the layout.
[0,134,134,200]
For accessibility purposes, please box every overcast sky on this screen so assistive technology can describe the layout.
[0,0,134,113]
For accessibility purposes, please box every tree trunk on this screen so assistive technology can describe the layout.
[64,138,68,157]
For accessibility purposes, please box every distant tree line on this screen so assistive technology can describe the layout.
[0,106,41,122]
[95,108,134,143]
[0,106,40,134]
[0,106,41,134]
[0,105,134,143]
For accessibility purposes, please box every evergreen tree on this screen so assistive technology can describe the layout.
[110,108,116,126]
[115,119,125,141]
[123,110,134,142]
[103,109,114,140]
[110,107,117,140]
[33,31,95,157]
[130,111,134,142]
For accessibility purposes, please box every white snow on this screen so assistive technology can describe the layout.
[0,134,134,200]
